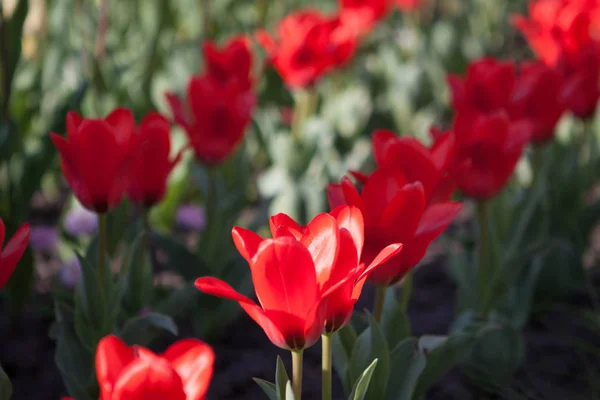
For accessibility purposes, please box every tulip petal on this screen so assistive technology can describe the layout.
[96,335,136,400]
[111,356,186,400]
[341,176,364,210]
[165,92,191,130]
[232,227,264,263]
[372,129,398,165]
[361,168,409,226]
[301,213,340,285]
[269,213,304,239]
[358,243,403,282]
[327,183,346,209]
[66,111,84,141]
[196,277,289,349]
[0,222,30,289]
[332,205,364,260]
[251,237,318,317]
[380,182,426,242]
[163,339,215,400]
[105,107,135,147]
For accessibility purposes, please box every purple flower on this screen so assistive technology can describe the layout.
[59,258,82,289]
[175,204,206,231]
[29,226,58,253]
[64,206,98,236]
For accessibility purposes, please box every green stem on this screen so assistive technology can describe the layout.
[204,167,220,263]
[321,334,332,400]
[292,349,303,400]
[290,88,318,143]
[400,271,413,313]
[477,201,490,316]
[373,285,386,323]
[98,213,108,289]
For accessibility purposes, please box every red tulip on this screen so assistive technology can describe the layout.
[448,58,532,199]
[339,0,389,34]
[256,9,357,88]
[203,36,253,90]
[369,130,457,203]
[509,61,566,144]
[166,75,256,165]
[513,0,600,118]
[96,335,214,400]
[327,168,461,286]
[196,207,401,346]
[50,108,137,213]
[0,218,30,289]
[127,112,182,208]
[452,111,532,199]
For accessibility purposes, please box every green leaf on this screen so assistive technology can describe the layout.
[120,232,153,317]
[253,378,277,400]
[275,356,290,400]
[349,312,390,400]
[332,323,358,393]
[348,358,378,400]
[384,338,426,400]
[1,0,28,109]
[54,300,96,400]
[381,288,410,350]
[285,380,296,400]
[0,363,12,400]
[151,232,211,281]
[413,334,474,398]
[119,312,178,347]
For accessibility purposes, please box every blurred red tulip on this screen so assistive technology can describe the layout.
[166,75,256,166]
[256,9,357,88]
[448,58,532,199]
[513,0,600,118]
[50,108,137,213]
[0,218,30,289]
[96,335,214,400]
[339,0,389,34]
[510,61,566,144]
[127,112,182,208]
[327,169,461,286]
[203,36,253,90]
[196,207,401,344]
[369,130,457,203]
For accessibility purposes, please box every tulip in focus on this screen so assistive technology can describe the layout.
[196,206,401,348]
[96,335,214,400]
[127,112,182,208]
[513,0,600,118]
[256,9,357,88]
[0,218,31,289]
[50,108,138,213]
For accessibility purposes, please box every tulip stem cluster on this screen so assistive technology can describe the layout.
[374,285,387,323]
[292,349,304,399]
[98,213,108,289]
[321,333,333,400]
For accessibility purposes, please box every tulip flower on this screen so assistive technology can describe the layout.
[327,169,461,288]
[127,112,182,208]
[166,75,256,166]
[0,218,31,289]
[50,108,137,213]
[513,0,600,118]
[196,207,401,347]
[448,58,532,199]
[510,61,566,144]
[197,207,400,399]
[203,36,253,90]
[256,9,357,88]
[366,130,457,204]
[96,335,214,400]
